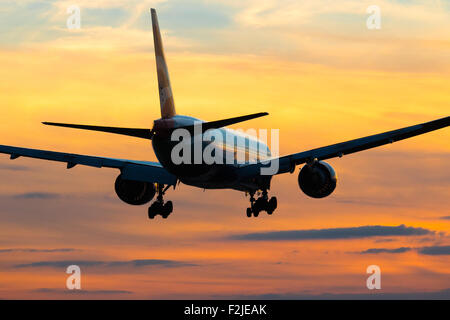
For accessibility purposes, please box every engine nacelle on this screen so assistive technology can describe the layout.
[298,161,337,198]
[114,174,156,205]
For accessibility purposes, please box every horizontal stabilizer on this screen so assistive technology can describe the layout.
[42,122,153,140]
[178,112,269,134]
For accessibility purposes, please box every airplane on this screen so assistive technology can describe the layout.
[0,9,449,220]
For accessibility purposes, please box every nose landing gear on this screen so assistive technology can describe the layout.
[148,184,173,219]
[246,190,277,218]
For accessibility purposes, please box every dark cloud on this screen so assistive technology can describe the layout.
[13,192,60,199]
[14,260,105,268]
[14,259,196,269]
[357,245,450,255]
[359,247,411,254]
[33,288,133,295]
[0,164,29,171]
[417,246,450,256]
[217,288,450,300]
[440,216,450,220]
[229,225,433,241]
[374,239,394,243]
[108,259,197,268]
[0,248,76,253]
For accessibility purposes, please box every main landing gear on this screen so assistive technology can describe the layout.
[246,190,277,218]
[148,184,173,219]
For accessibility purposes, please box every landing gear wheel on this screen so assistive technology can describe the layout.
[253,198,263,214]
[147,184,173,220]
[148,205,157,219]
[246,190,277,217]
[165,200,173,213]
[162,201,173,219]
[267,197,277,215]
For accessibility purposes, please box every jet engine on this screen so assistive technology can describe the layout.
[298,161,337,198]
[114,174,156,205]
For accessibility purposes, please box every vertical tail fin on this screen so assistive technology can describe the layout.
[151,8,176,119]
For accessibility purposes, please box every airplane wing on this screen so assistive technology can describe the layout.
[0,145,177,185]
[239,116,450,176]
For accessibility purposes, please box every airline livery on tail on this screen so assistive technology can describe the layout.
[0,9,449,219]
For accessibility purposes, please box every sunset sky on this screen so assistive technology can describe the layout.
[0,0,449,299]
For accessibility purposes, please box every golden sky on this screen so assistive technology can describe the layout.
[0,0,449,299]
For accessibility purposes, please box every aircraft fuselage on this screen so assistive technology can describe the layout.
[152,115,272,191]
